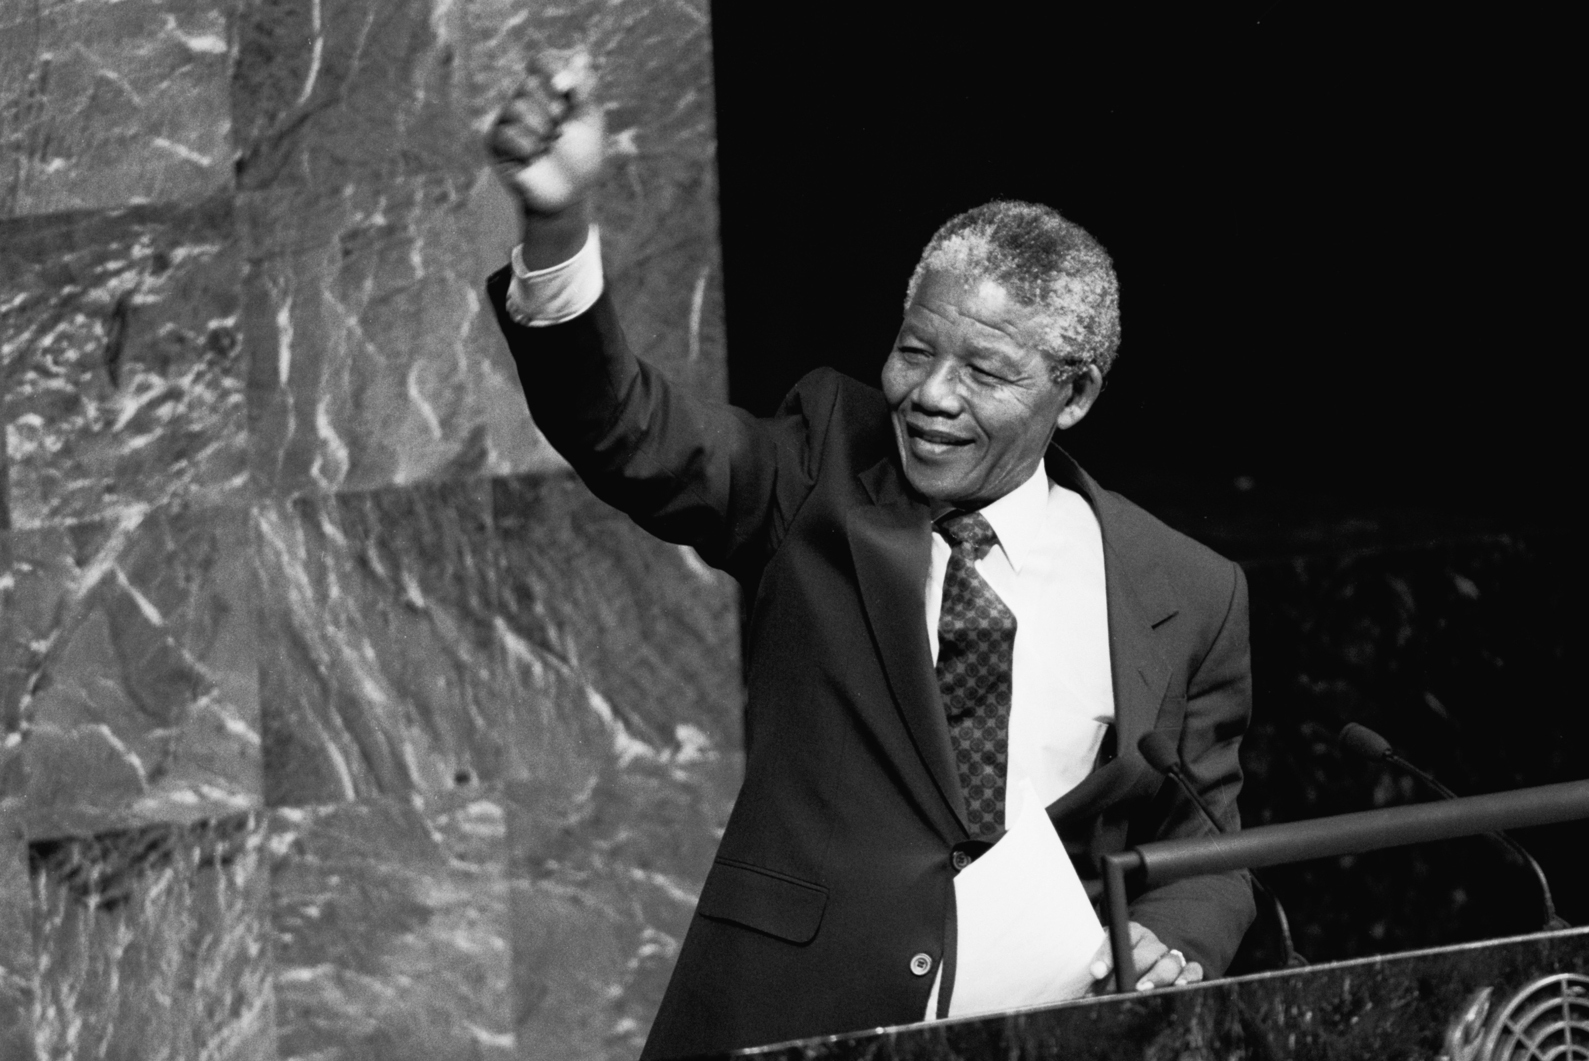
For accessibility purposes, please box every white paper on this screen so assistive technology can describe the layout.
[944,778,1105,1018]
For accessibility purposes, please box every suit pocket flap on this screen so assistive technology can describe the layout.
[696,860,828,944]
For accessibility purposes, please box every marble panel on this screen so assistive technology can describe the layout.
[239,171,549,498]
[1,504,260,841]
[493,474,741,1061]
[463,0,727,398]
[490,473,742,778]
[257,470,743,803]
[267,788,511,1061]
[0,199,249,531]
[0,809,36,1061]
[28,812,274,1061]
[231,0,552,496]
[256,478,512,807]
[2,528,19,744]
[231,0,475,199]
[507,756,733,1061]
[0,0,238,218]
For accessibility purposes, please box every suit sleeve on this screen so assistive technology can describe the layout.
[487,266,832,577]
[1127,560,1257,976]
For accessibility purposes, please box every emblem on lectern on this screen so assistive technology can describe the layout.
[1441,973,1589,1061]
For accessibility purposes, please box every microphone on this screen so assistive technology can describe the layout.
[1137,731,1307,968]
[1337,722,1569,931]
[1139,731,1238,839]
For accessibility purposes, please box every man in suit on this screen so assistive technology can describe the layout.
[487,58,1255,1059]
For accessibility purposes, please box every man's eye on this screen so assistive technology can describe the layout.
[969,364,1005,383]
[896,346,930,359]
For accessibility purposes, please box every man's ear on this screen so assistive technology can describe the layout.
[1055,364,1105,431]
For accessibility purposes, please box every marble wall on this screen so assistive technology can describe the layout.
[0,1,740,1059]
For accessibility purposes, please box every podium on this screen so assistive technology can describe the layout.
[718,927,1589,1060]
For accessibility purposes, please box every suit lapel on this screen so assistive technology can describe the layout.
[1042,447,1177,827]
[1102,528,1175,772]
[847,459,969,839]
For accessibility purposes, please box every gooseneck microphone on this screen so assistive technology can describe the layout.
[1340,722,1465,799]
[1337,722,1569,931]
[1137,731,1307,968]
[1138,731,1219,830]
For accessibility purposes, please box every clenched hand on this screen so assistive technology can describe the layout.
[487,50,606,265]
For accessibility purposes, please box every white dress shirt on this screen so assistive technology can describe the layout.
[926,462,1114,828]
[505,226,605,325]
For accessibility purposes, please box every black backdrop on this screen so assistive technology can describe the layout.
[708,5,1576,538]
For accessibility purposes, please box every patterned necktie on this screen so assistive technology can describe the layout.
[934,509,1017,837]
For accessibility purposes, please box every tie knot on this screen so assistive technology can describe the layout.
[937,510,999,559]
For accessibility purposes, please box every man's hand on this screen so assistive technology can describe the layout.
[487,50,605,264]
[1087,922,1204,993]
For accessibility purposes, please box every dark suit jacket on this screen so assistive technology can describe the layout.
[488,274,1257,1060]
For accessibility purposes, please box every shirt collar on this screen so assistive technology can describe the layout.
[974,461,1050,574]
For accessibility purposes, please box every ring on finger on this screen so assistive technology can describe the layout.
[1167,948,1187,970]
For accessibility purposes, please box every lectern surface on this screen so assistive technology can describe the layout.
[693,927,1589,1060]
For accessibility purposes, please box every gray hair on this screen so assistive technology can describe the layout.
[904,200,1121,382]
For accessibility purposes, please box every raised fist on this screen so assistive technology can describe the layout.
[488,50,606,216]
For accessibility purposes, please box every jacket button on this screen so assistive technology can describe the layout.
[952,850,971,871]
[909,953,933,977]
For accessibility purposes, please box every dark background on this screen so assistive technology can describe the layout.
[708,4,1575,545]
[708,4,1583,967]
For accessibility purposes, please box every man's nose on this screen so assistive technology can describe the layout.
[913,358,963,413]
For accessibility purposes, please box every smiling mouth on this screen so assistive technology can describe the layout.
[905,423,974,451]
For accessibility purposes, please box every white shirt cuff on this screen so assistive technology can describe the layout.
[505,225,604,326]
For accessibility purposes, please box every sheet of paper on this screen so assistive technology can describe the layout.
[946,778,1106,1018]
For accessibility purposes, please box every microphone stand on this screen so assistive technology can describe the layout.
[1137,732,1308,969]
[1339,723,1570,932]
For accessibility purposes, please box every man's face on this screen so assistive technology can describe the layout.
[881,267,1082,509]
